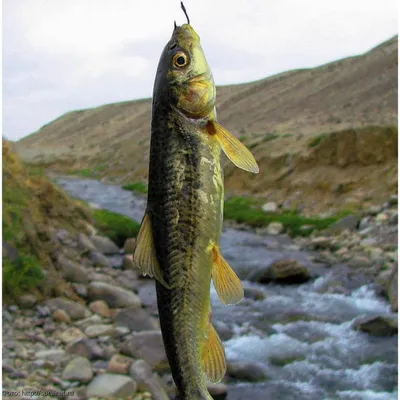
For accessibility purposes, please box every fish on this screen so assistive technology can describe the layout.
[134,4,259,400]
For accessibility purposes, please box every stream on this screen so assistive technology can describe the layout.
[56,177,398,400]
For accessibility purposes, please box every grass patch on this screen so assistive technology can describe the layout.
[307,133,329,148]
[122,181,148,194]
[92,209,140,247]
[3,256,44,298]
[224,196,345,236]
[261,132,280,143]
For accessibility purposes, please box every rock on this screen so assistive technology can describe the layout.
[360,238,378,247]
[62,357,93,383]
[347,256,371,269]
[91,235,120,254]
[124,238,137,254]
[376,213,389,223]
[17,294,37,308]
[77,232,96,251]
[74,314,103,329]
[367,205,381,216]
[115,307,158,331]
[59,327,86,344]
[66,339,104,360]
[130,359,170,400]
[262,202,278,213]
[88,281,141,308]
[310,236,333,250]
[35,349,67,363]
[107,354,133,375]
[389,212,398,226]
[266,222,284,235]
[115,326,131,337]
[227,360,268,382]
[52,309,72,323]
[57,255,89,284]
[121,331,168,372]
[89,300,111,318]
[327,215,359,234]
[247,259,310,284]
[388,194,398,205]
[244,287,265,301]
[352,315,398,336]
[85,324,115,338]
[207,383,228,399]
[72,283,88,298]
[122,254,136,270]
[388,268,398,312]
[88,272,116,284]
[86,374,136,398]
[107,254,124,268]
[46,298,91,320]
[89,251,112,268]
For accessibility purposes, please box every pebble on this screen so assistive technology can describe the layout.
[77,233,96,251]
[46,298,91,321]
[89,300,111,318]
[266,222,284,235]
[85,324,115,338]
[86,374,137,398]
[52,309,72,323]
[88,281,142,308]
[59,327,86,344]
[107,354,133,374]
[62,357,93,383]
[123,238,137,254]
[89,251,112,268]
[90,235,120,254]
[66,339,104,360]
[262,202,278,213]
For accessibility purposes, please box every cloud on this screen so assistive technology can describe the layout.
[2,0,398,140]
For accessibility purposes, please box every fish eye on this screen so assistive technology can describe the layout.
[172,52,189,68]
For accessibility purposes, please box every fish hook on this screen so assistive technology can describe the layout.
[180,1,190,24]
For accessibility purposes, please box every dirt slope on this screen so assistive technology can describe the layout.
[16,36,398,213]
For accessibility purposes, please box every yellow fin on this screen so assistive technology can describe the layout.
[202,322,226,383]
[212,246,244,305]
[133,212,170,288]
[207,121,259,173]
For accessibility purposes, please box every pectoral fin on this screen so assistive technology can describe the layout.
[133,212,170,288]
[202,322,226,383]
[206,121,259,174]
[212,246,244,305]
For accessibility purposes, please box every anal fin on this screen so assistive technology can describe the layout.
[202,322,226,383]
[133,212,170,288]
[212,245,244,305]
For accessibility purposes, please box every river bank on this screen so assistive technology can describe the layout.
[2,176,398,400]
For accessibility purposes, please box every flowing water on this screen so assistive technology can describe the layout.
[56,177,398,400]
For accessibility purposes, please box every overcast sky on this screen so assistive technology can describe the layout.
[3,0,398,141]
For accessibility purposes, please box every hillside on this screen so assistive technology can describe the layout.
[16,36,398,213]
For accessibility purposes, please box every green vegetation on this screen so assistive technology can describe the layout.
[261,132,280,143]
[122,181,148,194]
[92,209,140,247]
[70,164,107,179]
[307,133,329,148]
[224,196,346,236]
[3,256,44,299]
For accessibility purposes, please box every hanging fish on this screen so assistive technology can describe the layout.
[134,3,259,399]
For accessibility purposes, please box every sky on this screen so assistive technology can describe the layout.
[2,0,398,141]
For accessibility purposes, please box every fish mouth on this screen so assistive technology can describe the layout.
[187,72,211,84]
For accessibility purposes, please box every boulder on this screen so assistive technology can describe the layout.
[91,235,120,254]
[121,330,168,372]
[352,315,398,336]
[88,281,141,308]
[46,298,91,320]
[62,356,93,383]
[86,374,136,398]
[248,259,310,284]
[130,359,170,400]
[227,360,268,382]
[57,254,88,284]
[388,267,398,312]
[115,307,158,331]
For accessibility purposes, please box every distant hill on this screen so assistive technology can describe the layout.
[16,36,398,213]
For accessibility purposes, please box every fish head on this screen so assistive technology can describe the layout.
[153,23,216,119]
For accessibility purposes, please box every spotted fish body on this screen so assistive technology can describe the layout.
[134,23,258,400]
